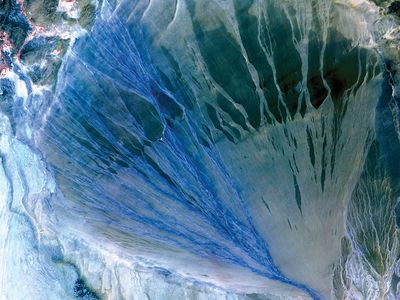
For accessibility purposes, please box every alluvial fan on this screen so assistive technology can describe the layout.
[0,0,400,299]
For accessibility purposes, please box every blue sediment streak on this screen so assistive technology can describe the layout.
[40,16,321,299]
